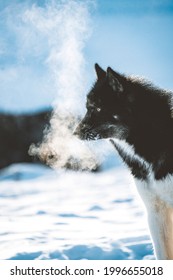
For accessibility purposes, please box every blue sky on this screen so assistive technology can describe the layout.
[0,0,173,112]
[88,0,173,87]
[97,0,173,15]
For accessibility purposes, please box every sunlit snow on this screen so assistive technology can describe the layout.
[0,157,154,260]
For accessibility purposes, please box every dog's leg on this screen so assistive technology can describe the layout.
[136,181,173,259]
[148,203,173,259]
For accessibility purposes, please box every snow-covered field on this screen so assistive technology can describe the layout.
[0,154,154,260]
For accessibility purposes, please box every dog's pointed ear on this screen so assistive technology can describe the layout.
[107,67,123,93]
[95,63,106,80]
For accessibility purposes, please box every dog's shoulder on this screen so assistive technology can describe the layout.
[111,137,173,208]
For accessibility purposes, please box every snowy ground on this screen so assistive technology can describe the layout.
[0,155,154,260]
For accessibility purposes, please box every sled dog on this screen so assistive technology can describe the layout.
[74,63,173,259]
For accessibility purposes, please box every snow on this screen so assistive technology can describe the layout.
[0,157,154,260]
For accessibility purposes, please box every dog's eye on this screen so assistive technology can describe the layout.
[96,107,101,112]
[113,115,119,120]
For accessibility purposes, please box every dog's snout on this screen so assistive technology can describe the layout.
[73,122,91,139]
[73,126,80,136]
[73,123,83,137]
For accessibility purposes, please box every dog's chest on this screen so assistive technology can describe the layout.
[111,138,173,206]
[136,176,173,209]
[136,176,173,260]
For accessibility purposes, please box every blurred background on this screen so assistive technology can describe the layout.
[0,0,173,260]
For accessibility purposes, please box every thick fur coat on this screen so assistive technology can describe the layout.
[75,64,173,259]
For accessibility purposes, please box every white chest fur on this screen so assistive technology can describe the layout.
[112,138,173,259]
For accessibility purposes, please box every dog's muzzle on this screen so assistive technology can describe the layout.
[73,123,100,140]
[73,123,89,139]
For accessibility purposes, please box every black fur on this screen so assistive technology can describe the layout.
[75,64,173,180]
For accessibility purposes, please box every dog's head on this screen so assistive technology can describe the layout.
[74,64,132,140]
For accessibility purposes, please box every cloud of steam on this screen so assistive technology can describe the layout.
[26,0,101,171]
[0,1,56,111]
[22,0,93,114]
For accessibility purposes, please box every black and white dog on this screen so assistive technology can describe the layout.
[75,63,173,259]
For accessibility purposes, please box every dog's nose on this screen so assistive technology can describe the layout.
[73,123,88,139]
[73,129,78,136]
[73,122,90,139]
[73,125,80,137]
